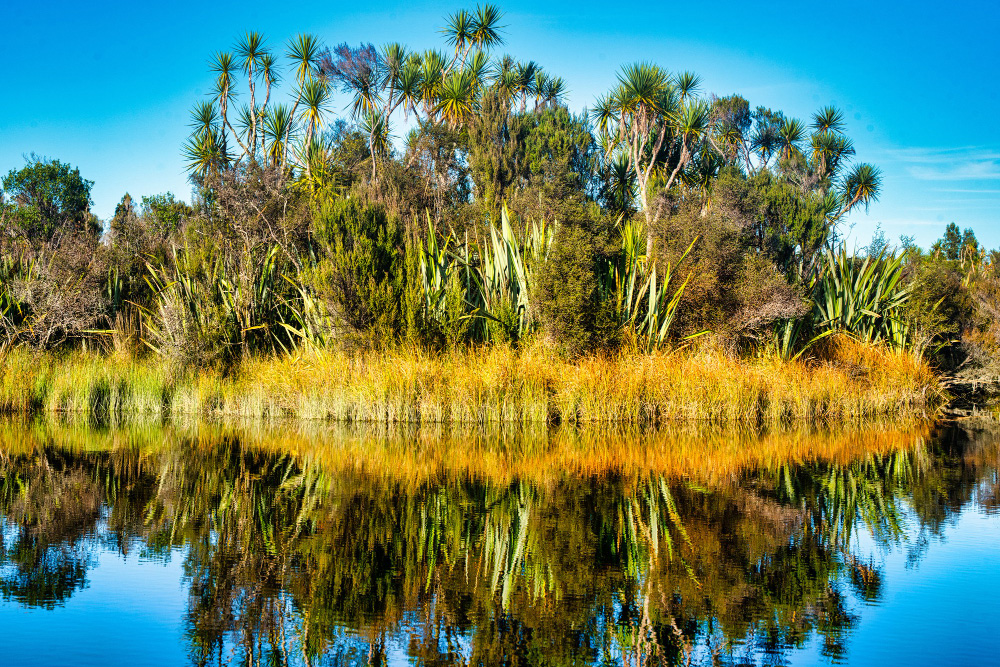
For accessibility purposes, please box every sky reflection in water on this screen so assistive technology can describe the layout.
[0,419,997,666]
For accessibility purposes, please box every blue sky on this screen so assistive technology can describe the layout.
[3,0,998,248]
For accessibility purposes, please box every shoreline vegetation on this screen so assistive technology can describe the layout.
[0,336,943,424]
[2,5,995,433]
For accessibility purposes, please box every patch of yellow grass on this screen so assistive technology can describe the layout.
[0,336,944,424]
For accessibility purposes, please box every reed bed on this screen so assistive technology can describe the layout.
[0,337,944,425]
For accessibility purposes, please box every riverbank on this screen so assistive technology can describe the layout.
[0,336,945,424]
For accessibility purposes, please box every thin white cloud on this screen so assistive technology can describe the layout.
[931,188,1000,194]
[910,163,1000,181]
[882,146,1000,182]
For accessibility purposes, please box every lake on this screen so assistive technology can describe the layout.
[0,417,997,666]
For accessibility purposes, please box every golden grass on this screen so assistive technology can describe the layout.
[0,336,945,425]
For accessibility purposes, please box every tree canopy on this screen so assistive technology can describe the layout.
[2,156,95,241]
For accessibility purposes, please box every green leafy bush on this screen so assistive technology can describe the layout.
[312,198,416,345]
[2,156,98,242]
[651,198,803,341]
[533,222,615,355]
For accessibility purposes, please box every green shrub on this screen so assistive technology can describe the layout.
[143,244,298,368]
[899,252,975,366]
[312,198,415,345]
[814,247,910,346]
[533,223,613,355]
[651,199,803,341]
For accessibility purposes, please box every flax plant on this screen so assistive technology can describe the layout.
[815,246,910,346]
[469,207,553,342]
[419,206,553,344]
[141,244,305,364]
[608,218,697,351]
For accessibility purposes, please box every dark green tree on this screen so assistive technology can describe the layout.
[140,192,192,236]
[711,94,753,169]
[466,87,517,216]
[312,198,417,343]
[1,156,96,241]
[533,220,615,355]
[714,170,829,275]
[932,222,979,261]
[512,106,597,194]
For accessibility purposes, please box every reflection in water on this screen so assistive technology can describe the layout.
[0,418,997,666]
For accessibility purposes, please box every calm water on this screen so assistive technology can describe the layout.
[0,419,997,666]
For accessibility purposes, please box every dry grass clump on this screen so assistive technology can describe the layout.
[0,349,172,418]
[0,336,944,425]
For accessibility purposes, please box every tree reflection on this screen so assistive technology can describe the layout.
[0,450,101,607]
[0,418,996,665]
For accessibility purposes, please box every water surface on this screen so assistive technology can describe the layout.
[0,418,997,666]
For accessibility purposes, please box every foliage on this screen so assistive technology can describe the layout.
[311,198,415,344]
[513,106,598,196]
[0,234,107,349]
[417,216,473,347]
[591,63,695,225]
[899,252,971,359]
[1,156,97,242]
[9,4,994,385]
[896,224,997,370]
[714,169,830,275]
[139,192,192,236]
[465,87,518,215]
[417,206,553,346]
[142,244,300,366]
[470,207,552,343]
[931,222,979,261]
[182,31,329,177]
[402,122,470,221]
[607,218,696,351]
[533,222,609,355]
[205,163,310,264]
[651,198,805,340]
[814,247,910,346]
